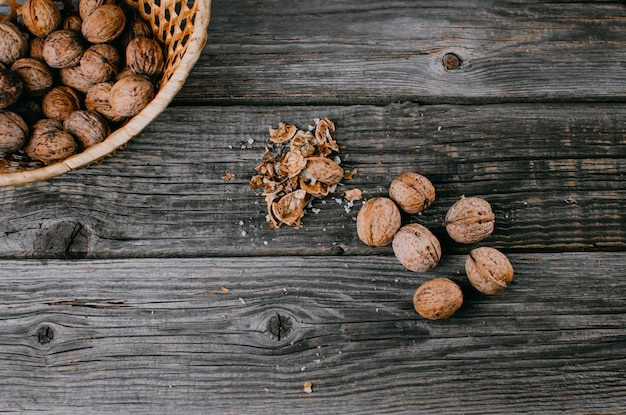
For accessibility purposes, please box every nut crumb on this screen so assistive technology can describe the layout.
[303,381,313,393]
[222,171,235,181]
[220,286,229,294]
[344,188,362,202]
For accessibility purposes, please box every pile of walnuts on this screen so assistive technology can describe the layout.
[0,0,163,166]
[356,172,514,320]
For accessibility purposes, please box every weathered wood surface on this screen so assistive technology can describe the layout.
[177,0,626,105]
[0,254,625,414]
[1,103,624,258]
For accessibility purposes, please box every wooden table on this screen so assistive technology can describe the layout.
[1,1,625,413]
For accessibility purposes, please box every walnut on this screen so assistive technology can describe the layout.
[444,196,495,244]
[85,82,125,123]
[42,29,85,69]
[79,0,115,19]
[63,14,83,32]
[0,21,28,66]
[0,111,28,154]
[389,172,436,214]
[22,0,62,38]
[42,86,81,121]
[59,65,95,93]
[119,17,153,49]
[109,74,155,118]
[63,110,110,148]
[0,67,23,109]
[413,278,463,320]
[80,44,120,83]
[11,58,54,97]
[28,37,45,61]
[81,4,126,44]
[126,36,165,78]
[11,98,43,125]
[356,197,402,247]
[392,223,441,272]
[465,247,514,295]
[25,121,77,164]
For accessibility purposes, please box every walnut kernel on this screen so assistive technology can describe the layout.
[356,197,402,247]
[465,247,514,295]
[392,223,441,272]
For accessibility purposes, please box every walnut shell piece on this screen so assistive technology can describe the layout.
[81,4,126,44]
[0,111,29,154]
[389,172,436,214]
[126,36,165,78]
[11,58,54,96]
[22,0,62,38]
[271,188,310,228]
[63,110,110,148]
[0,21,28,66]
[413,278,463,320]
[392,223,441,272]
[80,44,120,83]
[302,156,344,186]
[109,74,155,118]
[42,86,81,121]
[356,197,402,247]
[42,29,85,69]
[85,82,125,122]
[444,196,495,244]
[466,247,514,295]
[25,127,77,165]
[0,67,23,109]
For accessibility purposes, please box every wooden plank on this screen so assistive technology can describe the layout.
[0,253,624,414]
[174,0,626,104]
[0,102,624,258]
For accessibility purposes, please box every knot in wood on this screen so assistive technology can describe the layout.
[267,313,294,342]
[442,53,462,70]
[36,219,94,259]
[37,325,55,345]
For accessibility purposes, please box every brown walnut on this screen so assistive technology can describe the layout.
[85,82,125,123]
[356,197,402,247]
[79,0,115,19]
[63,14,83,32]
[42,29,85,69]
[26,123,77,164]
[465,247,514,295]
[392,223,441,272]
[11,58,54,97]
[444,196,495,244]
[389,172,436,214]
[126,36,165,78]
[28,37,45,61]
[109,74,155,118]
[42,86,81,121]
[0,111,28,154]
[0,21,28,66]
[59,65,96,93]
[63,110,110,148]
[22,0,62,38]
[81,4,126,44]
[413,278,463,320]
[0,67,23,109]
[80,44,120,83]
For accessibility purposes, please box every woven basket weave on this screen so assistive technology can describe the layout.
[0,0,211,187]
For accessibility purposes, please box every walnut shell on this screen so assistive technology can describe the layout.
[22,0,62,38]
[11,98,44,125]
[42,29,85,69]
[28,37,45,61]
[389,172,436,214]
[0,21,28,66]
[271,188,309,228]
[26,127,77,165]
[356,197,402,247]
[119,17,153,49]
[392,223,441,272]
[466,247,514,295]
[0,111,28,154]
[11,58,54,96]
[126,36,165,78]
[413,278,463,320]
[42,86,81,121]
[59,65,96,93]
[80,44,120,83]
[109,74,155,118]
[31,118,63,141]
[85,82,125,122]
[63,14,83,32]
[79,0,115,19]
[0,67,23,109]
[81,4,126,44]
[444,196,495,244]
[63,110,110,148]
[302,156,344,186]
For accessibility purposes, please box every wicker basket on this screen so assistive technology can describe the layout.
[0,0,211,187]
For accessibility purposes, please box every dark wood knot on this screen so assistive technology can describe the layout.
[267,313,294,342]
[37,325,55,345]
[442,53,462,70]
[35,219,94,259]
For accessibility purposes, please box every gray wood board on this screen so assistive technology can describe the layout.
[176,0,626,105]
[1,102,624,258]
[0,253,624,414]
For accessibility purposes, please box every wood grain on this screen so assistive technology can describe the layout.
[0,103,624,258]
[175,0,626,105]
[0,253,624,414]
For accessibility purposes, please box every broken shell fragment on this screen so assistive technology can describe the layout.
[269,122,297,143]
[271,188,310,228]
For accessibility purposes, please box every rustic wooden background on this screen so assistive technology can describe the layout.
[1,0,625,413]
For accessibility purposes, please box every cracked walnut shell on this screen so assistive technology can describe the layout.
[465,247,514,295]
[392,223,441,272]
[413,278,463,320]
[356,197,402,247]
[444,196,495,244]
[389,172,436,214]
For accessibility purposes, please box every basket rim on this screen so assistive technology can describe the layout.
[0,0,212,187]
